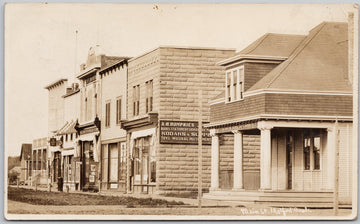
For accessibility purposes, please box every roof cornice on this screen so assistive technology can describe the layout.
[76,66,100,79]
[217,54,288,66]
[44,78,68,90]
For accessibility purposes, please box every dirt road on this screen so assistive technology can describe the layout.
[7,200,353,218]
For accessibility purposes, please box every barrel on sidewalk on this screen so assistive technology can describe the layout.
[57,177,63,191]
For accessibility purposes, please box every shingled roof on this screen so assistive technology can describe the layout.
[248,22,351,92]
[238,33,306,57]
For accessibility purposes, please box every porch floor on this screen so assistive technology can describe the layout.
[203,189,351,208]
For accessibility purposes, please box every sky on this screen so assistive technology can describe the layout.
[4,3,356,157]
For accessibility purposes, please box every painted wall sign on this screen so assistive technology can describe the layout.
[159,120,211,145]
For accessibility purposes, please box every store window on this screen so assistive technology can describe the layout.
[101,145,108,183]
[109,143,118,182]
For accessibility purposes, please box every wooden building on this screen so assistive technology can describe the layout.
[204,22,353,206]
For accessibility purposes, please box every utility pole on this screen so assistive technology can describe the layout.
[198,90,203,209]
[333,118,339,215]
[74,29,78,75]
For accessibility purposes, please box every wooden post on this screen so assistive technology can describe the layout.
[198,90,203,208]
[333,118,339,215]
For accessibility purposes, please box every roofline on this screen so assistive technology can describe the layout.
[210,89,353,105]
[217,54,288,66]
[128,45,236,63]
[76,66,100,79]
[206,114,353,128]
[99,58,129,76]
[62,89,80,98]
[44,78,68,90]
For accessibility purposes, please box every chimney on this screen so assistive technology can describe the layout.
[80,63,86,71]
[66,87,72,94]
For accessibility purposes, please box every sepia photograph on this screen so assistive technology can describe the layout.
[4,3,359,220]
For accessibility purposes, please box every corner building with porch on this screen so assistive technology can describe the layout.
[204,22,353,206]
[121,46,236,194]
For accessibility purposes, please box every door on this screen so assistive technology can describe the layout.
[286,132,294,189]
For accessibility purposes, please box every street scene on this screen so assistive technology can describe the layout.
[4,3,358,220]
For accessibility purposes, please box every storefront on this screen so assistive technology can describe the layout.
[75,117,101,191]
[101,142,127,191]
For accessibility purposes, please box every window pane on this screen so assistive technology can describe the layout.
[109,144,118,182]
[303,135,311,170]
[101,145,108,182]
[313,136,321,170]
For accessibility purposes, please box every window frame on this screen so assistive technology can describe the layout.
[133,85,140,116]
[105,101,111,128]
[225,65,245,103]
[116,96,122,125]
[303,130,322,171]
[145,80,153,113]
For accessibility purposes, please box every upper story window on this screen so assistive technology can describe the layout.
[225,66,244,102]
[145,80,153,113]
[85,74,96,85]
[133,85,140,116]
[116,97,122,125]
[105,101,110,127]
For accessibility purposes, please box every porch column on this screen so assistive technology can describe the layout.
[327,127,335,190]
[232,130,244,190]
[210,130,220,190]
[259,123,272,190]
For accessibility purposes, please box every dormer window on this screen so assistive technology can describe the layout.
[225,66,244,102]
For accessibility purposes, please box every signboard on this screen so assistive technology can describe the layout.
[160,120,211,145]
[50,138,56,146]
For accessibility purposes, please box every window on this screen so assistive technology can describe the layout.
[70,133,73,141]
[313,136,321,170]
[109,143,118,182]
[145,80,153,113]
[85,98,88,121]
[65,134,68,142]
[303,133,311,170]
[85,74,96,84]
[133,85,140,116]
[105,102,110,127]
[225,66,244,102]
[303,130,321,171]
[116,97,122,124]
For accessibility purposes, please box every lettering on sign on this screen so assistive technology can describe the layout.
[159,120,211,145]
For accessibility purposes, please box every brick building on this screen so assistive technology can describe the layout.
[204,22,353,206]
[121,46,236,194]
